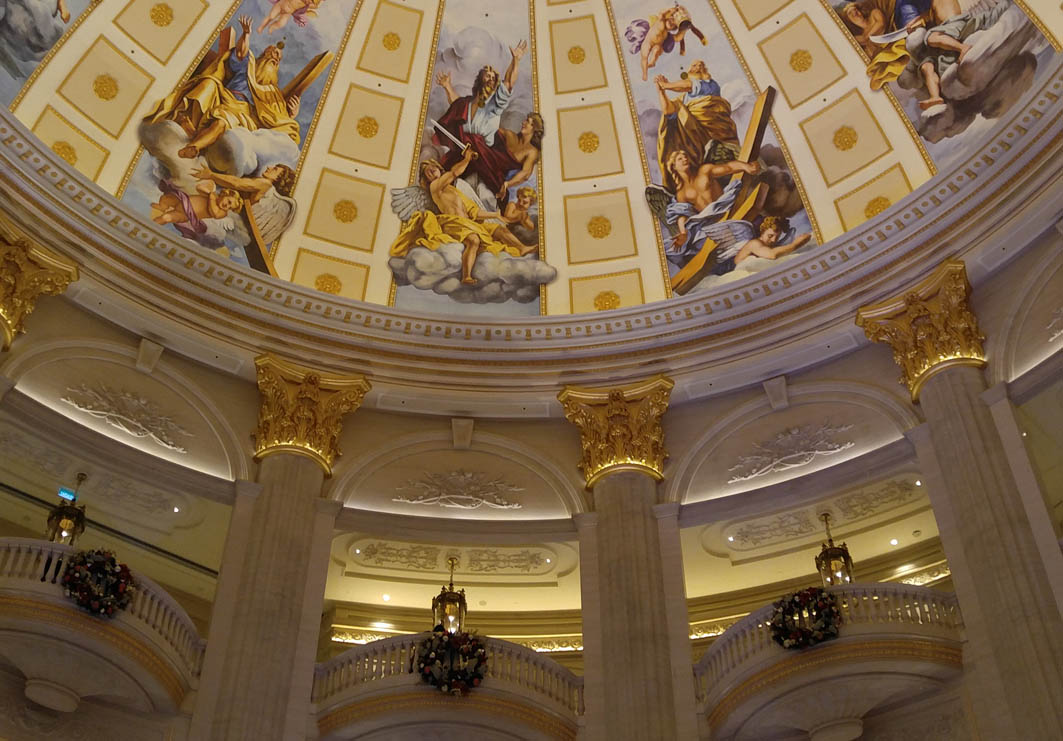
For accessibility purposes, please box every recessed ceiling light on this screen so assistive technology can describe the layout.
[915,480,922,486]
[381,594,390,602]
[173,506,180,513]
[545,558,552,563]
[355,548,361,554]
[890,538,899,546]
[1022,431,1028,437]
[727,536,734,542]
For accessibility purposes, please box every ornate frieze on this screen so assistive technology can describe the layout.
[359,543,440,570]
[0,228,78,351]
[253,355,371,476]
[466,549,545,573]
[897,561,952,587]
[558,376,673,488]
[728,512,817,547]
[726,422,854,484]
[856,260,985,401]
[61,384,191,453]
[393,470,523,510]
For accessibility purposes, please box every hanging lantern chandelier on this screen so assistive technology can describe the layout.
[46,472,87,546]
[432,556,467,634]
[814,512,854,588]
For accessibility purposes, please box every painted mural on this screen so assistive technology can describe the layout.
[611,1,817,296]
[389,0,555,318]
[828,0,1058,167]
[0,0,94,107]
[119,0,358,273]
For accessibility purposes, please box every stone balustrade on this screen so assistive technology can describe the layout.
[314,632,584,723]
[694,583,965,739]
[0,537,204,705]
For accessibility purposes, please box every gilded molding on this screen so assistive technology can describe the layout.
[558,376,673,489]
[253,354,371,476]
[0,226,78,351]
[856,260,985,402]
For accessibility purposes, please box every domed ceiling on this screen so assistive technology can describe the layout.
[1,0,1059,318]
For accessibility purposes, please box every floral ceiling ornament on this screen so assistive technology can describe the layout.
[465,548,547,573]
[253,355,371,476]
[856,260,985,402]
[558,376,673,488]
[393,470,524,510]
[727,511,817,547]
[727,422,855,484]
[834,480,917,520]
[61,384,192,453]
[358,542,440,570]
[0,226,78,351]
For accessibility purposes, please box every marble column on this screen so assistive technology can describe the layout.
[859,260,1063,740]
[560,377,696,740]
[195,355,370,741]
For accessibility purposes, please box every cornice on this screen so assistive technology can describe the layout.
[0,56,1061,414]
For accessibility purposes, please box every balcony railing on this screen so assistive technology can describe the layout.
[314,631,584,718]
[694,582,964,704]
[0,538,205,681]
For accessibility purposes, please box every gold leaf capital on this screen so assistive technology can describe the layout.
[558,376,674,489]
[856,260,985,402]
[253,355,371,476]
[0,228,78,351]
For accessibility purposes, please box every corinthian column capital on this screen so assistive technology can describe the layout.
[253,355,371,476]
[856,259,985,402]
[558,376,674,489]
[0,227,78,351]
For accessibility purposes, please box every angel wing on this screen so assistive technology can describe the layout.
[390,185,438,222]
[454,177,490,214]
[702,139,741,166]
[695,219,758,259]
[250,187,298,246]
[645,184,678,236]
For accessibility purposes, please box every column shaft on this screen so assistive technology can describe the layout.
[916,366,1063,739]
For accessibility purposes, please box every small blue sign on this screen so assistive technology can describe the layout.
[58,487,77,502]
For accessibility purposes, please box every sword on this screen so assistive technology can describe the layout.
[430,119,472,154]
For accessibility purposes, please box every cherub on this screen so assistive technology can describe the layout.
[674,216,812,278]
[258,0,325,34]
[626,4,708,81]
[150,180,244,239]
[499,187,537,232]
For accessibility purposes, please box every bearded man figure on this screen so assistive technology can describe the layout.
[144,14,301,159]
[433,40,532,203]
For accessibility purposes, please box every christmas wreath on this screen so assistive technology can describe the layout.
[769,587,841,650]
[61,549,135,618]
[414,626,487,695]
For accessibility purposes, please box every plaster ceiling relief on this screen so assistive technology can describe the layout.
[0,0,1057,317]
[337,445,574,520]
[7,347,239,479]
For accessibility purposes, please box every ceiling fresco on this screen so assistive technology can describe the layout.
[1,0,1059,317]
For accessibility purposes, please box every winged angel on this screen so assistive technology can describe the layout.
[389,150,543,288]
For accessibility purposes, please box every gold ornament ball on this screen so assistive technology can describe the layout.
[594,290,621,311]
[586,216,612,240]
[864,196,892,220]
[51,141,78,166]
[315,273,343,295]
[578,131,599,154]
[356,116,379,139]
[832,125,858,151]
[568,46,586,65]
[333,199,359,224]
[150,3,174,27]
[382,32,401,51]
[789,49,813,73]
[93,74,119,101]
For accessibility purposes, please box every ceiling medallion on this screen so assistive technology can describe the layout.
[150,3,174,27]
[789,49,812,73]
[314,273,342,295]
[394,469,524,510]
[726,422,855,484]
[864,195,891,220]
[60,384,192,454]
[50,141,78,166]
[577,131,599,153]
[594,290,620,311]
[92,74,119,101]
[832,125,858,151]
[356,115,379,138]
[382,32,401,51]
[333,199,358,224]
[568,45,586,64]
[586,215,611,239]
